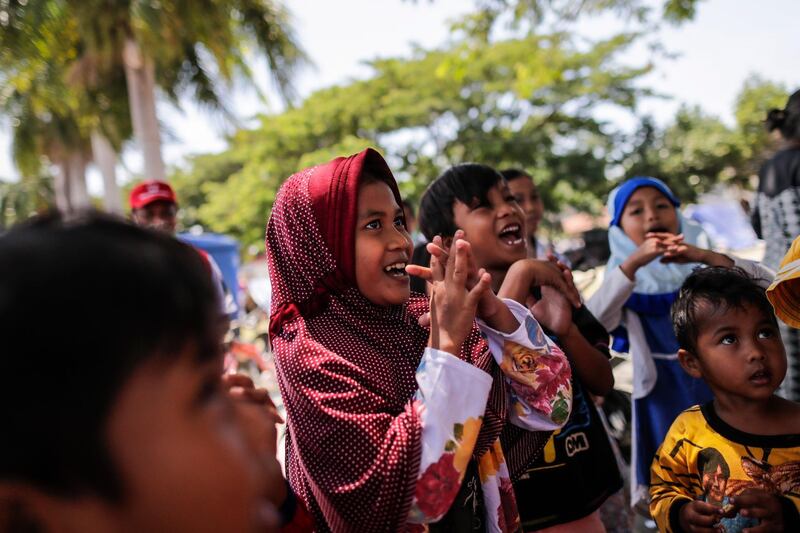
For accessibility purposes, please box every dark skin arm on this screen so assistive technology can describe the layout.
[555,322,614,396]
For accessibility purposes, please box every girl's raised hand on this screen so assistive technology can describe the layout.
[620,233,671,279]
[428,234,492,356]
[656,233,734,268]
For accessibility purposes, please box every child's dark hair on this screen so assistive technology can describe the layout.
[418,163,505,241]
[499,168,531,183]
[672,266,777,355]
[0,212,222,501]
[766,89,800,142]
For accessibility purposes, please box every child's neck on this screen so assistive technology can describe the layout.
[529,235,539,258]
[713,394,800,435]
[490,266,508,293]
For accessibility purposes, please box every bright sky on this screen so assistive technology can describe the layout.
[1,0,799,194]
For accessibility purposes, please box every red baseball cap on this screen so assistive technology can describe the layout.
[129,180,177,209]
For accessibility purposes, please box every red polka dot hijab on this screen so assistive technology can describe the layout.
[266,148,548,531]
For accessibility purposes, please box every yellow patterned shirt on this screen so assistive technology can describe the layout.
[650,403,800,533]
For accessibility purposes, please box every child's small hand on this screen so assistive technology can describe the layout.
[504,259,581,308]
[679,499,724,532]
[654,232,735,268]
[222,374,287,506]
[545,253,582,307]
[427,235,492,356]
[731,489,785,532]
[528,285,573,337]
[620,234,670,279]
[410,232,513,331]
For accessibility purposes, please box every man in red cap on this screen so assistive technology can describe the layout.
[129,179,239,317]
[129,180,180,234]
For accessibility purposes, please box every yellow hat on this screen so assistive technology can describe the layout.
[767,235,800,328]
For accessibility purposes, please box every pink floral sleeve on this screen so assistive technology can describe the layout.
[478,298,573,431]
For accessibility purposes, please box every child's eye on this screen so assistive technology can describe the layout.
[657,203,671,210]
[758,328,775,340]
[365,220,381,230]
[513,194,525,203]
[394,216,405,228]
[720,335,736,345]
[505,195,518,204]
[629,208,643,216]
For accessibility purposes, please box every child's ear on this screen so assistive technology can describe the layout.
[678,348,703,379]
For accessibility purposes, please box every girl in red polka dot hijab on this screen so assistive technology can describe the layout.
[266,148,574,532]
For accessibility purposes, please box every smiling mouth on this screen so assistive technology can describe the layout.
[498,223,524,246]
[383,262,409,279]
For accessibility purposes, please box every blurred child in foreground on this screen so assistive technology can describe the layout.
[0,213,283,532]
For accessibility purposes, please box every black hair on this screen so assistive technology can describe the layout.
[499,168,531,183]
[697,447,730,478]
[766,89,800,142]
[0,212,222,501]
[409,241,431,295]
[672,266,777,355]
[418,163,505,241]
[401,199,415,217]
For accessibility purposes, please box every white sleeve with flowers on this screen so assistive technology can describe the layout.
[478,298,572,431]
[407,347,492,524]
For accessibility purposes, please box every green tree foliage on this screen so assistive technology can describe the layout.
[0,174,54,230]
[172,31,652,251]
[621,76,791,203]
[622,107,742,201]
[734,76,788,167]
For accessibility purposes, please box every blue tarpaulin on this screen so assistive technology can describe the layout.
[178,232,240,311]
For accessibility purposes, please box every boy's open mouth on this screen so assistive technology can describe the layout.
[749,368,771,385]
[383,262,409,279]
[498,223,524,246]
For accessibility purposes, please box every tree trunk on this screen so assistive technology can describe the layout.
[68,152,90,209]
[91,131,123,214]
[53,153,90,214]
[53,161,72,214]
[122,37,166,182]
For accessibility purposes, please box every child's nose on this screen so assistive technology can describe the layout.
[498,201,517,217]
[746,343,767,362]
[387,226,410,249]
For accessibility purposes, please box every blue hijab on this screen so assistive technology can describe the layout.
[606,177,711,353]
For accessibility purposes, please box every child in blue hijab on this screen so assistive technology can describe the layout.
[586,177,775,508]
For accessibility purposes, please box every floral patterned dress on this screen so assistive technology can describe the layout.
[408,299,573,532]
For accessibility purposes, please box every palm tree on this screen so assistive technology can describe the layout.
[1,0,303,214]
[1,0,131,213]
[67,0,305,182]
